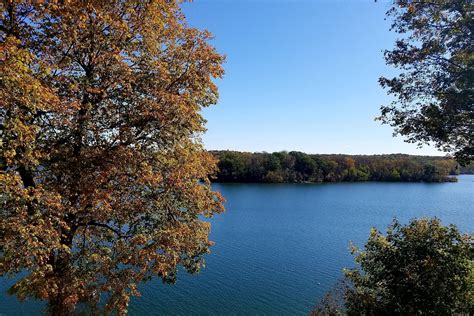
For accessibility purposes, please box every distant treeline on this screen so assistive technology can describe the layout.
[211,151,467,183]
[460,163,474,174]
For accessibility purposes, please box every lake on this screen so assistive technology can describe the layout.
[1,175,473,315]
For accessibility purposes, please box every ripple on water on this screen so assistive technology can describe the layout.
[1,176,473,315]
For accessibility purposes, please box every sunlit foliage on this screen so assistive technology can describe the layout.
[0,1,224,314]
[313,218,473,315]
[213,151,459,183]
[379,1,473,165]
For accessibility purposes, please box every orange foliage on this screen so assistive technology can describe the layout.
[0,1,224,314]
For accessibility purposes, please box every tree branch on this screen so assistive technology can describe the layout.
[18,166,35,188]
[85,221,131,238]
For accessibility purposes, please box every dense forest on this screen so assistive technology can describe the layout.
[212,151,465,183]
[459,163,474,174]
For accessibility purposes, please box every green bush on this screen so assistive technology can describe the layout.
[314,218,473,315]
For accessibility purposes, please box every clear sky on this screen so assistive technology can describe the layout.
[182,0,444,156]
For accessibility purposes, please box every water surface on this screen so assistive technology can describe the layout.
[1,176,473,315]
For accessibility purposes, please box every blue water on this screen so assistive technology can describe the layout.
[1,176,473,315]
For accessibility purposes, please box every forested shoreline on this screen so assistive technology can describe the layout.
[211,151,472,183]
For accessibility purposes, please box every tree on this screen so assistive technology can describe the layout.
[292,152,317,181]
[212,151,458,183]
[0,1,224,314]
[314,218,473,315]
[390,168,401,181]
[379,1,473,165]
[216,151,247,182]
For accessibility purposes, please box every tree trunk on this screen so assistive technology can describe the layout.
[47,229,76,316]
[48,298,71,316]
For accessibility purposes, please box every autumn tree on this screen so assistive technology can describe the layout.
[212,151,458,183]
[379,0,473,165]
[0,1,224,314]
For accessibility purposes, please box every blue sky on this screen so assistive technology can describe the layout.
[182,0,444,156]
